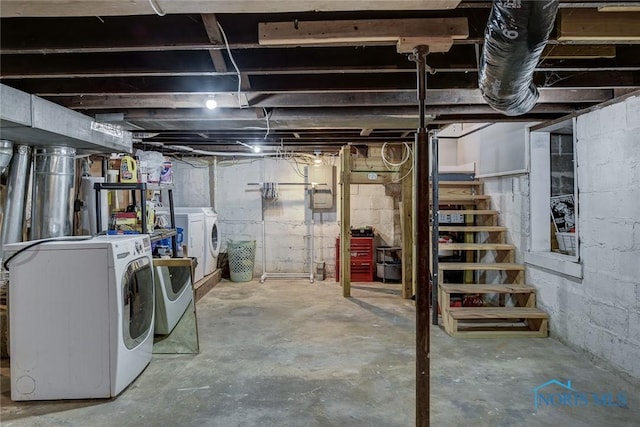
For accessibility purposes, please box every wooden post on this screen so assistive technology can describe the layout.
[401,156,413,299]
[340,147,351,298]
[412,45,431,427]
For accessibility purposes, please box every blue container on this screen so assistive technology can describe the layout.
[176,227,184,245]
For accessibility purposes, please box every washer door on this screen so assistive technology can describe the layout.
[122,257,154,350]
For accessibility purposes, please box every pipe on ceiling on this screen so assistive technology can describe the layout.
[479,0,559,116]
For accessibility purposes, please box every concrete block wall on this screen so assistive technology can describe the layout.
[481,175,530,264]
[536,94,640,379]
[350,183,397,247]
[467,96,640,379]
[171,158,212,207]
[210,157,396,279]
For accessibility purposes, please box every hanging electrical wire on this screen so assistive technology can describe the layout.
[263,107,271,140]
[381,141,413,182]
[217,22,245,108]
[147,0,166,16]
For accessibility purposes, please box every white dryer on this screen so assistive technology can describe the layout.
[4,235,154,401]
[171,212,205,282]
[174,207,221,276]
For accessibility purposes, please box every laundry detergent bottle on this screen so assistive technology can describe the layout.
[119,155,138,183]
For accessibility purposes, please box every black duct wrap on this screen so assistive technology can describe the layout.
[479,0,559,116]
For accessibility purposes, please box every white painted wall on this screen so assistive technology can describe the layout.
[459,97,640,379]
[437,138,458,167]
[457,122,529,177]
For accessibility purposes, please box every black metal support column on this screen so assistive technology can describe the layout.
[411,45,431,427]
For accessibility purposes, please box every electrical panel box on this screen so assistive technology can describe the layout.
[307,165,336,211]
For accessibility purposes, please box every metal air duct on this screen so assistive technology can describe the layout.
[0,145,32,258]
[30,146,76,239]
[0,140,13,174]
[479,0,559,116]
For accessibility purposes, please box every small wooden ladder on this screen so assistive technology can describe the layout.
[434,180,548,338]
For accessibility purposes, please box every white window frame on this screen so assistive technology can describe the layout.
[525,118,582,278]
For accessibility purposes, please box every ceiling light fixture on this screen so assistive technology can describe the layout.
[236,140,262,154]
[205,98,218,110]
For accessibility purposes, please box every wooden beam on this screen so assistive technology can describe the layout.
[340,147,351,298]
[201,14,229,73]
[0,1,462,17]
[542,44,616,59]
[598,5,640,12]
[48,89,613,109]
[558,9,640,41]
[259,18,469,46]
[396,37,454,53]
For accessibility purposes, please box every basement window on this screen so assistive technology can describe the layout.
[525,118,582,278]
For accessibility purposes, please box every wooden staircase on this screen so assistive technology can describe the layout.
[434,180,548,338]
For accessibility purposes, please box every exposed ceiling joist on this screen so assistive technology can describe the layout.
[0,0,461,17]
[1,3,637,153]
[258,18,469,46]
[48,88,613,110]
[201,14,228,73]
[115,104,577,129]
[542,44,616,59]
[558,9,640,41]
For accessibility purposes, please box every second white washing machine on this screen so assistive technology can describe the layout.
[174,207,221,276]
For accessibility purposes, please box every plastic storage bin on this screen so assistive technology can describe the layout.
[228,240,257,282]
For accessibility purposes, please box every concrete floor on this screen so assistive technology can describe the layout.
[1,280,639,426]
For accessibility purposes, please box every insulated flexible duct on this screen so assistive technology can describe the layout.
[479,0,559,116]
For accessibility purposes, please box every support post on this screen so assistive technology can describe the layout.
[340,147,351,297]
[431,131,439,326]
[411,45,431,427]
[400,152,413,299]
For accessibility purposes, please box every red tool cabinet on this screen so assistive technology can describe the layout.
[335,236,374,282]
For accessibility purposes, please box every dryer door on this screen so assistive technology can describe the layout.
[166,265,191,301]
[122,257,154,349]
[210,219,221,257]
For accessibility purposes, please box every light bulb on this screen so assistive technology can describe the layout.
[253,146,261,153]
[205,99,217,110]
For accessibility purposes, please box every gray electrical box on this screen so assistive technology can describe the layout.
[307,165,336,211]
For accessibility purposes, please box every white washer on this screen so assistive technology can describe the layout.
[4,235,154,401]
[153,263,193,335]
[174,207,221,276]
[171,212,205,283]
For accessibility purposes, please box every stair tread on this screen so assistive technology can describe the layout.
[438,243,514,250]
[435,181,483,186]
[449,307,548,320]
[437,209,498,215]
[440,283,535,293]
[438,226,507,232]
[439,195,490,200]
[439,262,525,271]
